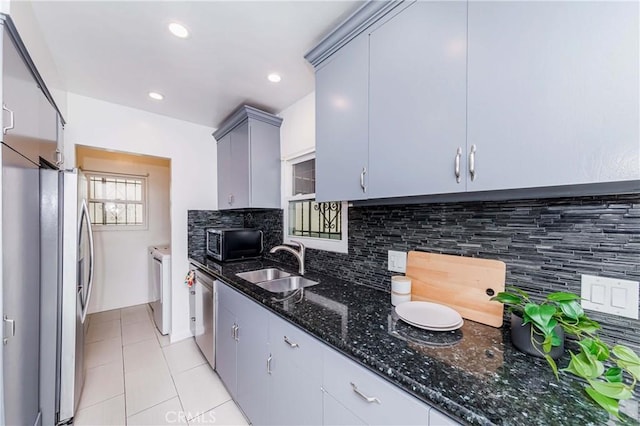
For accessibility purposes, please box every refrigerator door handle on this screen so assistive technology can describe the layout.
[80,199,95,324]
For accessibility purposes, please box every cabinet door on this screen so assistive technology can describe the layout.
[315,31,370,202]
[323,392,366,426]
[215,302,237,397]
[269,315,323,425]
[230,121,250,208]
[3,24,58,166]
[249,120,281,208]
[368,1,467,198]
[467,1,639,191]
[235,293,270,424]
[217,133,233,210]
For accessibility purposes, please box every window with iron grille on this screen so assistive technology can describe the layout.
[87,173,147,229]
[283,154,348,253]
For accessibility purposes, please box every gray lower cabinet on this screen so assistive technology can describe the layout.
[215,302,237,398]
[268,314,323,425]
[466,1,639,192]
[315,31,370,202]
[215,281,460,426]
[215,282,269,423]
[368,1,467,198]
[214,105,282,210]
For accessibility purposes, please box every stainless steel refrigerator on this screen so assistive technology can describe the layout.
[40,168,95,426]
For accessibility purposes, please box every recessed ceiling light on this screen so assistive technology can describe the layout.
[268,73,282,83]
[148,92,164,100]
[168,22,189,38]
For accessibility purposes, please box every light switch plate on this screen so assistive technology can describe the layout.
[388,250,407,273]
[581,275,639,319]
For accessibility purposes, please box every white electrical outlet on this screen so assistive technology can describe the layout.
[388,250,407,273]
[581,274,639,319]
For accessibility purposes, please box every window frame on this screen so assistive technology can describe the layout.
[282,150,348,253]
[86,172,149,231]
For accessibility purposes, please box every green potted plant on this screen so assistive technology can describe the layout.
[491,287,640,419]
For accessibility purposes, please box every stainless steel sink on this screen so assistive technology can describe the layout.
[236,268,291,284]
[255,276,319,293]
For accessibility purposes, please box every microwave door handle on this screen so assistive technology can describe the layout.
[259,230,264,255]
[80,199,95,324]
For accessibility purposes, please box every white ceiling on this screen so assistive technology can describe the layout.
[28,1,363,128]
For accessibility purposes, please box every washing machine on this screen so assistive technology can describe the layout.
[149,245,171,335]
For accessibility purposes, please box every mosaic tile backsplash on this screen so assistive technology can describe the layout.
[188,193,640,350]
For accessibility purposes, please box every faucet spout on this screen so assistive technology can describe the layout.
[269,240,305,275]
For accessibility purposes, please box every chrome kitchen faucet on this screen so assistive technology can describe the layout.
[270,240,305,275]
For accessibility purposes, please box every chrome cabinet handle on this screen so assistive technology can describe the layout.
[232,323,239,341]
[228,194,233,205]
[350,382,381,404]
[267,353,272,375]
[359,167,367,193]
[3,316,15,345]
[454,147,462,183]
[2,104,14,135]
[469,144,477,181]
[55,149,64,168]
[283,336,299,348]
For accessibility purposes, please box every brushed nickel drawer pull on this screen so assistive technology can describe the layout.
[284,336,299,348]
[350,382,381,404]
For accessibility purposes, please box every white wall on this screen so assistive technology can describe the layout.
[77,148,171,313]
[279,91,315,159]
[5,0,68,117]
[65,93,217,342]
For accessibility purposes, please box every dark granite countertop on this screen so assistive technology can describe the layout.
[188,256,639,426]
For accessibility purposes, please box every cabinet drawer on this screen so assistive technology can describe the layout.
[322,347,429,425]
[429,408,461,426]
[270,314,323,373]
[323,392,366,426]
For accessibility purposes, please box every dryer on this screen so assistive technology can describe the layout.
[149,245,171,335]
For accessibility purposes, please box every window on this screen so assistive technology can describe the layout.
[283,152,348,253]
[87,173,147,229]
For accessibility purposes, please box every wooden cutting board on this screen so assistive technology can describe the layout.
[405,251,506,327]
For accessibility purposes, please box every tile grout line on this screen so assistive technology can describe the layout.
[156,316,188,423]
[119,310,129,425]
[124,307,182,421]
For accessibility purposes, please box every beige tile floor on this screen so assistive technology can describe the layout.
[75,304,249,426]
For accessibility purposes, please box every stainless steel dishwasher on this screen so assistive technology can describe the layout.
[191,268,216,368]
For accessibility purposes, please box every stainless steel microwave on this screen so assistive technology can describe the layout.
[206,228,263,261]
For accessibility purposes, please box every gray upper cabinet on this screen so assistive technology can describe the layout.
[368,1,467,198]
[216,133,233,209]
[307,0,640,203]
[2,17,60,167]
[466,1,640,192]
[315,31,370,202]
[214,106,282,210]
